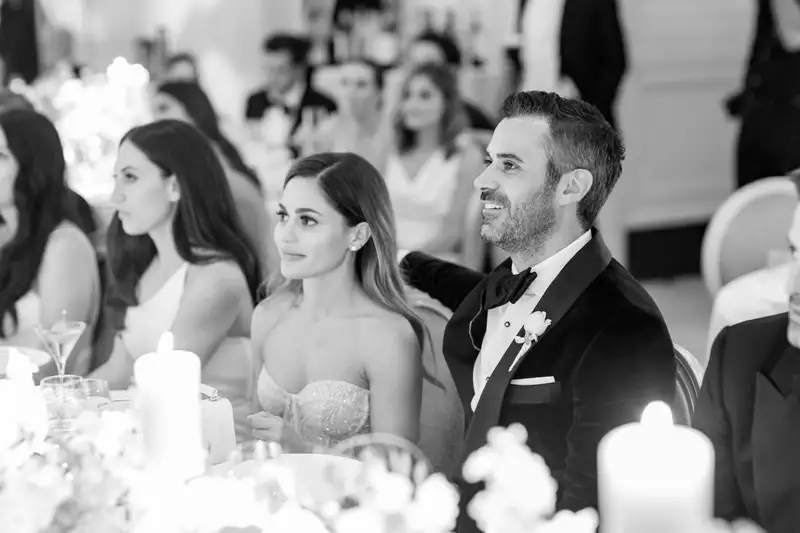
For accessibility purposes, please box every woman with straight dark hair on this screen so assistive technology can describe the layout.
[92,119,260,438]
[0,109,100,375]
[153,81,275,274]
[249,152,462,470]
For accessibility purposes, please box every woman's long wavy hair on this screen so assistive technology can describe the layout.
[0,109,78,337]
[267,152,441,386]
[393,61,467,160]
[106,119,261,329]
[156,81,261,190]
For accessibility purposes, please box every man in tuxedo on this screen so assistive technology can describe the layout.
[401,91,675,532]
[244,33,337,153]
[693,266,800,533]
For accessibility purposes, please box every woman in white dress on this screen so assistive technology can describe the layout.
[384,62,484,266]
[0,109,100,376]
[250,153,462,468]
[91,120,261,439]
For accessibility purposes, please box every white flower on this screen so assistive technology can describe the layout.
[0,380,48,451]
[524,311,551,341]
[334,507,387,533]
[269,502,329,533]
[406,473,459,533]
[369,469,414,513]
[536,509,599,533]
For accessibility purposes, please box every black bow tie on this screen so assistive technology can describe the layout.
[483,263,538,310]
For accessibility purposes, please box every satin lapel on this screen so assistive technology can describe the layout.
[461,229,613,459]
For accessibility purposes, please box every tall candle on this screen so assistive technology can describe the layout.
[598,401,714,533]
[134,332,205,481]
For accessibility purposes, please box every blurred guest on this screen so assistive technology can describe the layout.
[92,120,260,438]
[299,58,389,169]
[520,0,627,131]
[154,81,276,274]
[0,109,100,376]
[727,0,800,188]
[386,62,483,265]
[695,264,800,533]
[0,0,38,83]
[405,32,495,132]
[244,34,337,150]
[164,52,200,83]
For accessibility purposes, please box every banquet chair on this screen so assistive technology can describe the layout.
[701,176,797,297]
[672,344,704,425]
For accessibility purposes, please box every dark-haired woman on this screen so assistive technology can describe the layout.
[153,81,275,274]
[91,119,261,439]
[0,109,100,375]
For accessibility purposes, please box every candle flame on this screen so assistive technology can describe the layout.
[157,332,174,354]
[641,401,673,427]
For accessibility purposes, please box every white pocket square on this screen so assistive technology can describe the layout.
[510,376,556,386]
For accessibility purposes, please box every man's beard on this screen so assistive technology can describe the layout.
[480,183,557,257]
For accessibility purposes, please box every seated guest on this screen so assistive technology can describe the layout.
[244,34,337,152]
[694,262,800,533]
[0,109,100,376]
[154,81,276,274]
[404,32,495,132]
[385,62,483,266]
[164,52,199,83]
[299,58,389,169]
[706,173,800,362]
[91,120,261,439]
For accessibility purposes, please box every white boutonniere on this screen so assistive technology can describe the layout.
[509,311,552,372]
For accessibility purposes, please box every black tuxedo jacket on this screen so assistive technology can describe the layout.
[560,0,627,129]
[401,231,675,527]
[244,82,337,134]
[693,313,800,533]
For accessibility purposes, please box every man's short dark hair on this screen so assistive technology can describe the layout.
[501,91,626,229]
[414,32,462,68]
[262,34,311,66]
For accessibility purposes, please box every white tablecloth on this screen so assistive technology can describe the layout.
[706,263,792,365]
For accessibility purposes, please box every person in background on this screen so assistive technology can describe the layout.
[706,170,800,362]
[164,52,200,83]
[91,120,260,439]
[0,109,100,377]
[153,81,276,274]
[727,0,800,188]
[244,34,337,153]
[385,62,484,267]
[405,32,495,132]
[298,58,389,169]
[694,261,800,533]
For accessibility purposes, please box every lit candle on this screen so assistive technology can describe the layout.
[5,348,37,386]
[598,401,714,533]
[134,332,205,481]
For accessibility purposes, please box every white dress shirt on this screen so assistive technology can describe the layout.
[471,230,592,411]
[773,0,800,51]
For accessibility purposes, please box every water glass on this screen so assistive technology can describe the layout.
[82,378,111,410]
[40,374,85,433]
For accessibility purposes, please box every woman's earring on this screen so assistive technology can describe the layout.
[350,244,358,251]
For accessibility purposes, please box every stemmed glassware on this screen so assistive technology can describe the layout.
[35,310,86,379]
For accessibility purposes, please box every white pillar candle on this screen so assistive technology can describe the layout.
[134,332,205,481]
[598,401,714,533]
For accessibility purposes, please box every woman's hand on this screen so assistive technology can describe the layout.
[248,411,284,442]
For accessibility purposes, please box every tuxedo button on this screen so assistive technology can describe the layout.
[504,321,511,327]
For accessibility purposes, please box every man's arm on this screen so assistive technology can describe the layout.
[400,252,485,312]
[559,311,675,511]
[693,327,747,520]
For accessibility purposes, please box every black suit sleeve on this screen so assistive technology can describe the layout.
[400,252,485,312]
[594,0,627,115]
[559,311,675,511]
[692,327,747,520]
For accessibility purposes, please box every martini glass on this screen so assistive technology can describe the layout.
[35,310,87,379]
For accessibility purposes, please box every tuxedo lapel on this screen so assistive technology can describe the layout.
[461,229,612,459]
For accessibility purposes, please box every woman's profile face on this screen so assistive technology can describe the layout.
[152,92,192,124]
[400,74,444,131]
[0,126,18,208]
[111,141,178,236]
[274,177,354,280]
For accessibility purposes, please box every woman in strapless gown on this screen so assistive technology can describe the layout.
[249,153,463,471]
[90,120,261,441]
